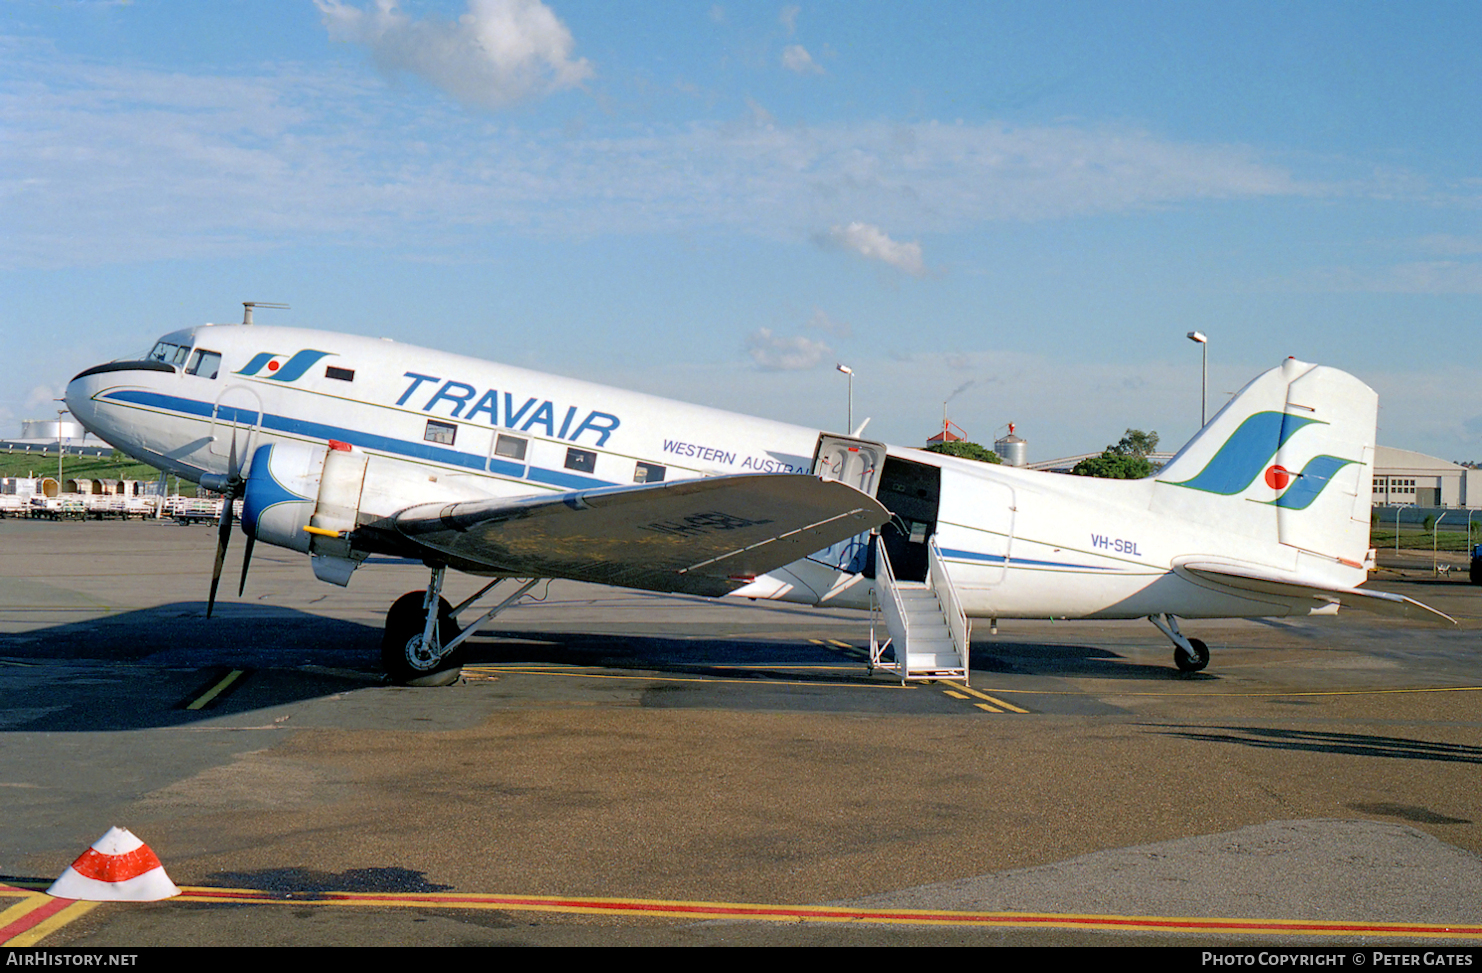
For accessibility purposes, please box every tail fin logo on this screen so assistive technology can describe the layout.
[1163,411,1360,510]
[234,349,333,382]
[1162,411,1319,495]
[1262,455,1359,510]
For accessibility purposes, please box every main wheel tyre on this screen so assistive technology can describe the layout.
[1174,637,1210,673]
[381,590,464,687]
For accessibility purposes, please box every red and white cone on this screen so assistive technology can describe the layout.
[47,827,181,901]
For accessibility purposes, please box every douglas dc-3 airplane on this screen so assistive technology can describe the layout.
[64,308,1450,686]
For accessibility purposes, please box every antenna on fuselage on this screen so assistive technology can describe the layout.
[242,301,290,325]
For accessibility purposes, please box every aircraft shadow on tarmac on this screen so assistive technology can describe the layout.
[1153,723,1482,768]
[474,628,1199,682]
[0,602,1202,733]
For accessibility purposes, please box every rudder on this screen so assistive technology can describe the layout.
[1155,358,1376,582]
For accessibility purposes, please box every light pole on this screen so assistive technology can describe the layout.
[836,364,853,434]
[1187,331,1208,428]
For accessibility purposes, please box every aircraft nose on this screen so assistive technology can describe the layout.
[64,368,100,429]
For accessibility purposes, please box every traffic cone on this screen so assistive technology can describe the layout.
[47,827,181,901]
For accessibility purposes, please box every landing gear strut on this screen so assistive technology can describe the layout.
[1148,613,1209,673]
[380,569,542,686]
[382,567,464,687]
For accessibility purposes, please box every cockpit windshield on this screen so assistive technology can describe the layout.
[145,341,191,367]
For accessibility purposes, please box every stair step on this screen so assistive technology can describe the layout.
[875,539,969,683]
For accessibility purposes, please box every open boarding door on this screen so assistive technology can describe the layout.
[809,435,888,575]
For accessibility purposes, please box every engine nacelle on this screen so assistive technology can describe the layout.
[242,439,506,586]
[243,440,368,585]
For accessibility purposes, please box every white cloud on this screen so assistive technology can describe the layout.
[315,0,592,110]
[817,222,926,276]
[25,385,61,411]
[743,96,776,127]
[1295,261,1482,294]
[779,6,800,34]
[807,308,851,337]
[781,44,823,75]
[746,328,830,370]
[1415,234,1482,256]
[605,349,1213,458]
[0,45,1325,269]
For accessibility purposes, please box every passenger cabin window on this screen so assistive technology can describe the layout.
[325,366,355,382]
[634,462,665,484]
[424,419,457,446]
[565,447,597,474]
[185,349,221,379]
[494,434,527,461]
[146,341,191,367]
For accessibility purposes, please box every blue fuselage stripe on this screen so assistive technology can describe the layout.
[939,547,1118,571]
[100,389,618,488]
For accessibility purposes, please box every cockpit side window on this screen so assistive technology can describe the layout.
[186,349,222,379]
[146,341,191,367]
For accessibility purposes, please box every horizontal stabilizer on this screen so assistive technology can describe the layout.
[391,474,889,597]
[1177,560,1455,625]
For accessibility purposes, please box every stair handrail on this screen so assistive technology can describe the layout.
[929,535,971,680]
[874,534,910,657]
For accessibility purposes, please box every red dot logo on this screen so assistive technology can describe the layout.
[266,360,280,372]
[1265,465,1292,490]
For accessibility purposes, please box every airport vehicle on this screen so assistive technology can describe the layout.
[64,313,1449,684]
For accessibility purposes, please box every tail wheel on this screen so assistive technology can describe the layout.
[1174,637,1210,673]
[381,590,464,687]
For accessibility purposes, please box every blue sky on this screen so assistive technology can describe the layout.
[3,1,1481,461]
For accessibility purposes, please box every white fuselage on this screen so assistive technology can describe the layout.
[66,323,1346,622]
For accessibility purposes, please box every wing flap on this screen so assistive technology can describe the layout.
[391,474,889,597]
[1177,559,1455,625]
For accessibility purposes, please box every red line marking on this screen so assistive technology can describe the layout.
[171,888,1482,937]
[0,897,75,943]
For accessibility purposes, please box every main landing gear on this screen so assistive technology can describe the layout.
[381,567,541,686]
[1148,613,1209,673]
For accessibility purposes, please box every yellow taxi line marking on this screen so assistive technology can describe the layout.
[971,692,1030,714]
[933,682,1031,714]
[0,895,47,926]
[976,685,1482,699]
[7,900,96,947]
[826,640,855,649]
[158,886,1482,938]
[0,894,97,946]
[186,669,245,710]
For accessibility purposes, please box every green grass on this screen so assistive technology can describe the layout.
[0,450,197,495]
[1371,528,1481,553]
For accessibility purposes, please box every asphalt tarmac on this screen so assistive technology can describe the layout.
[1,518,1480,946]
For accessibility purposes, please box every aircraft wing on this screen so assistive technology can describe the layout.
[388,473,890,597]
[1177,560,1456,625]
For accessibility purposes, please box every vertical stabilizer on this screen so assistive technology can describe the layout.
[1154,358,1376,584]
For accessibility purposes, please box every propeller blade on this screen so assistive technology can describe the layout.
[206,433,248,618]
[227,429,241,480]
[207,491,235,618]
[238,531,256,597]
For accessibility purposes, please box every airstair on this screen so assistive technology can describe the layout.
[869,534,971,685]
